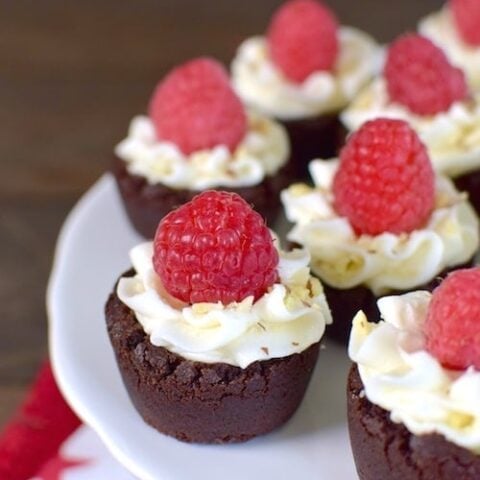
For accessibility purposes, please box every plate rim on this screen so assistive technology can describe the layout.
[47,174,157,480]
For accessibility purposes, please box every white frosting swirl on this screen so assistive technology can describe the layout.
[115,111,289,190]
[231,27,381,120]
[420,7,480,92]
[349,292,480,453]
[281,160,479,295]
[341,79,480,178]
[117,242,332,368]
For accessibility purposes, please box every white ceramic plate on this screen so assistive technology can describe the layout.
[48,174,358,480]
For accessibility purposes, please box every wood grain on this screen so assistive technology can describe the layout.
[0,0,443,429]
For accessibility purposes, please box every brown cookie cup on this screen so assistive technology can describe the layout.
[323,258,476,345]
[113,155,294,238]
[454,169,480,216]
[281,113,346,182]
[348,364,480,480]
[105,272,320,444]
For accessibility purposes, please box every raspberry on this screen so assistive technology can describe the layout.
[153,191,279,305]
[267,0,339,83]
[149,58,247,155]
[384,33,468,115]
[333,118,435,236]
[451,0,480,46]
[424,268,480,371]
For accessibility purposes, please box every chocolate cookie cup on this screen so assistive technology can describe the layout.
[106,191,331,443]
[348,271,480,480]
[347,365,480,480]
[112,154,293,239]
[106,276,320,444]
[282,120,480,346]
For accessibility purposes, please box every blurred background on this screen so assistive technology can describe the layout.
[0,0,443,427]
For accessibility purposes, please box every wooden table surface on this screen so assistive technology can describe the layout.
[1,0,443,428]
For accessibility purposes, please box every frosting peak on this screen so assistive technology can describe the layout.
[231,27,380,120]
[117,242,331,368]
[115,111,289,190]
[282,159,479,294]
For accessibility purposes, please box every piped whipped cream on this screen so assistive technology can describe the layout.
[115,111,289,190]
[281,159,479,295]
[231,27,381,120]
[117,241,332,368]
[341,78,480,178]
[420,7,480,92]
[349,292,480,454]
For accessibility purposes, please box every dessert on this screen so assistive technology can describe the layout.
[231,0,380,180]
[105,191,331,443]
[342,33,480,214]
[348,268,480,479]
[420,0,480,91]
[113,58,291,238]
[282,118,479,344]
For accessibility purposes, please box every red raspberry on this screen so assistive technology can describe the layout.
[424,268,480,371]
[451,0,480,46]
[149,58,247,155]
[384,33,468,115]
[333,118,435,236]
[267,0,339,83]
[153,191,279,305]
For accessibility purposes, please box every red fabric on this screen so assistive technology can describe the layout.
[0,362,81,480]
[36,454,88,480]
